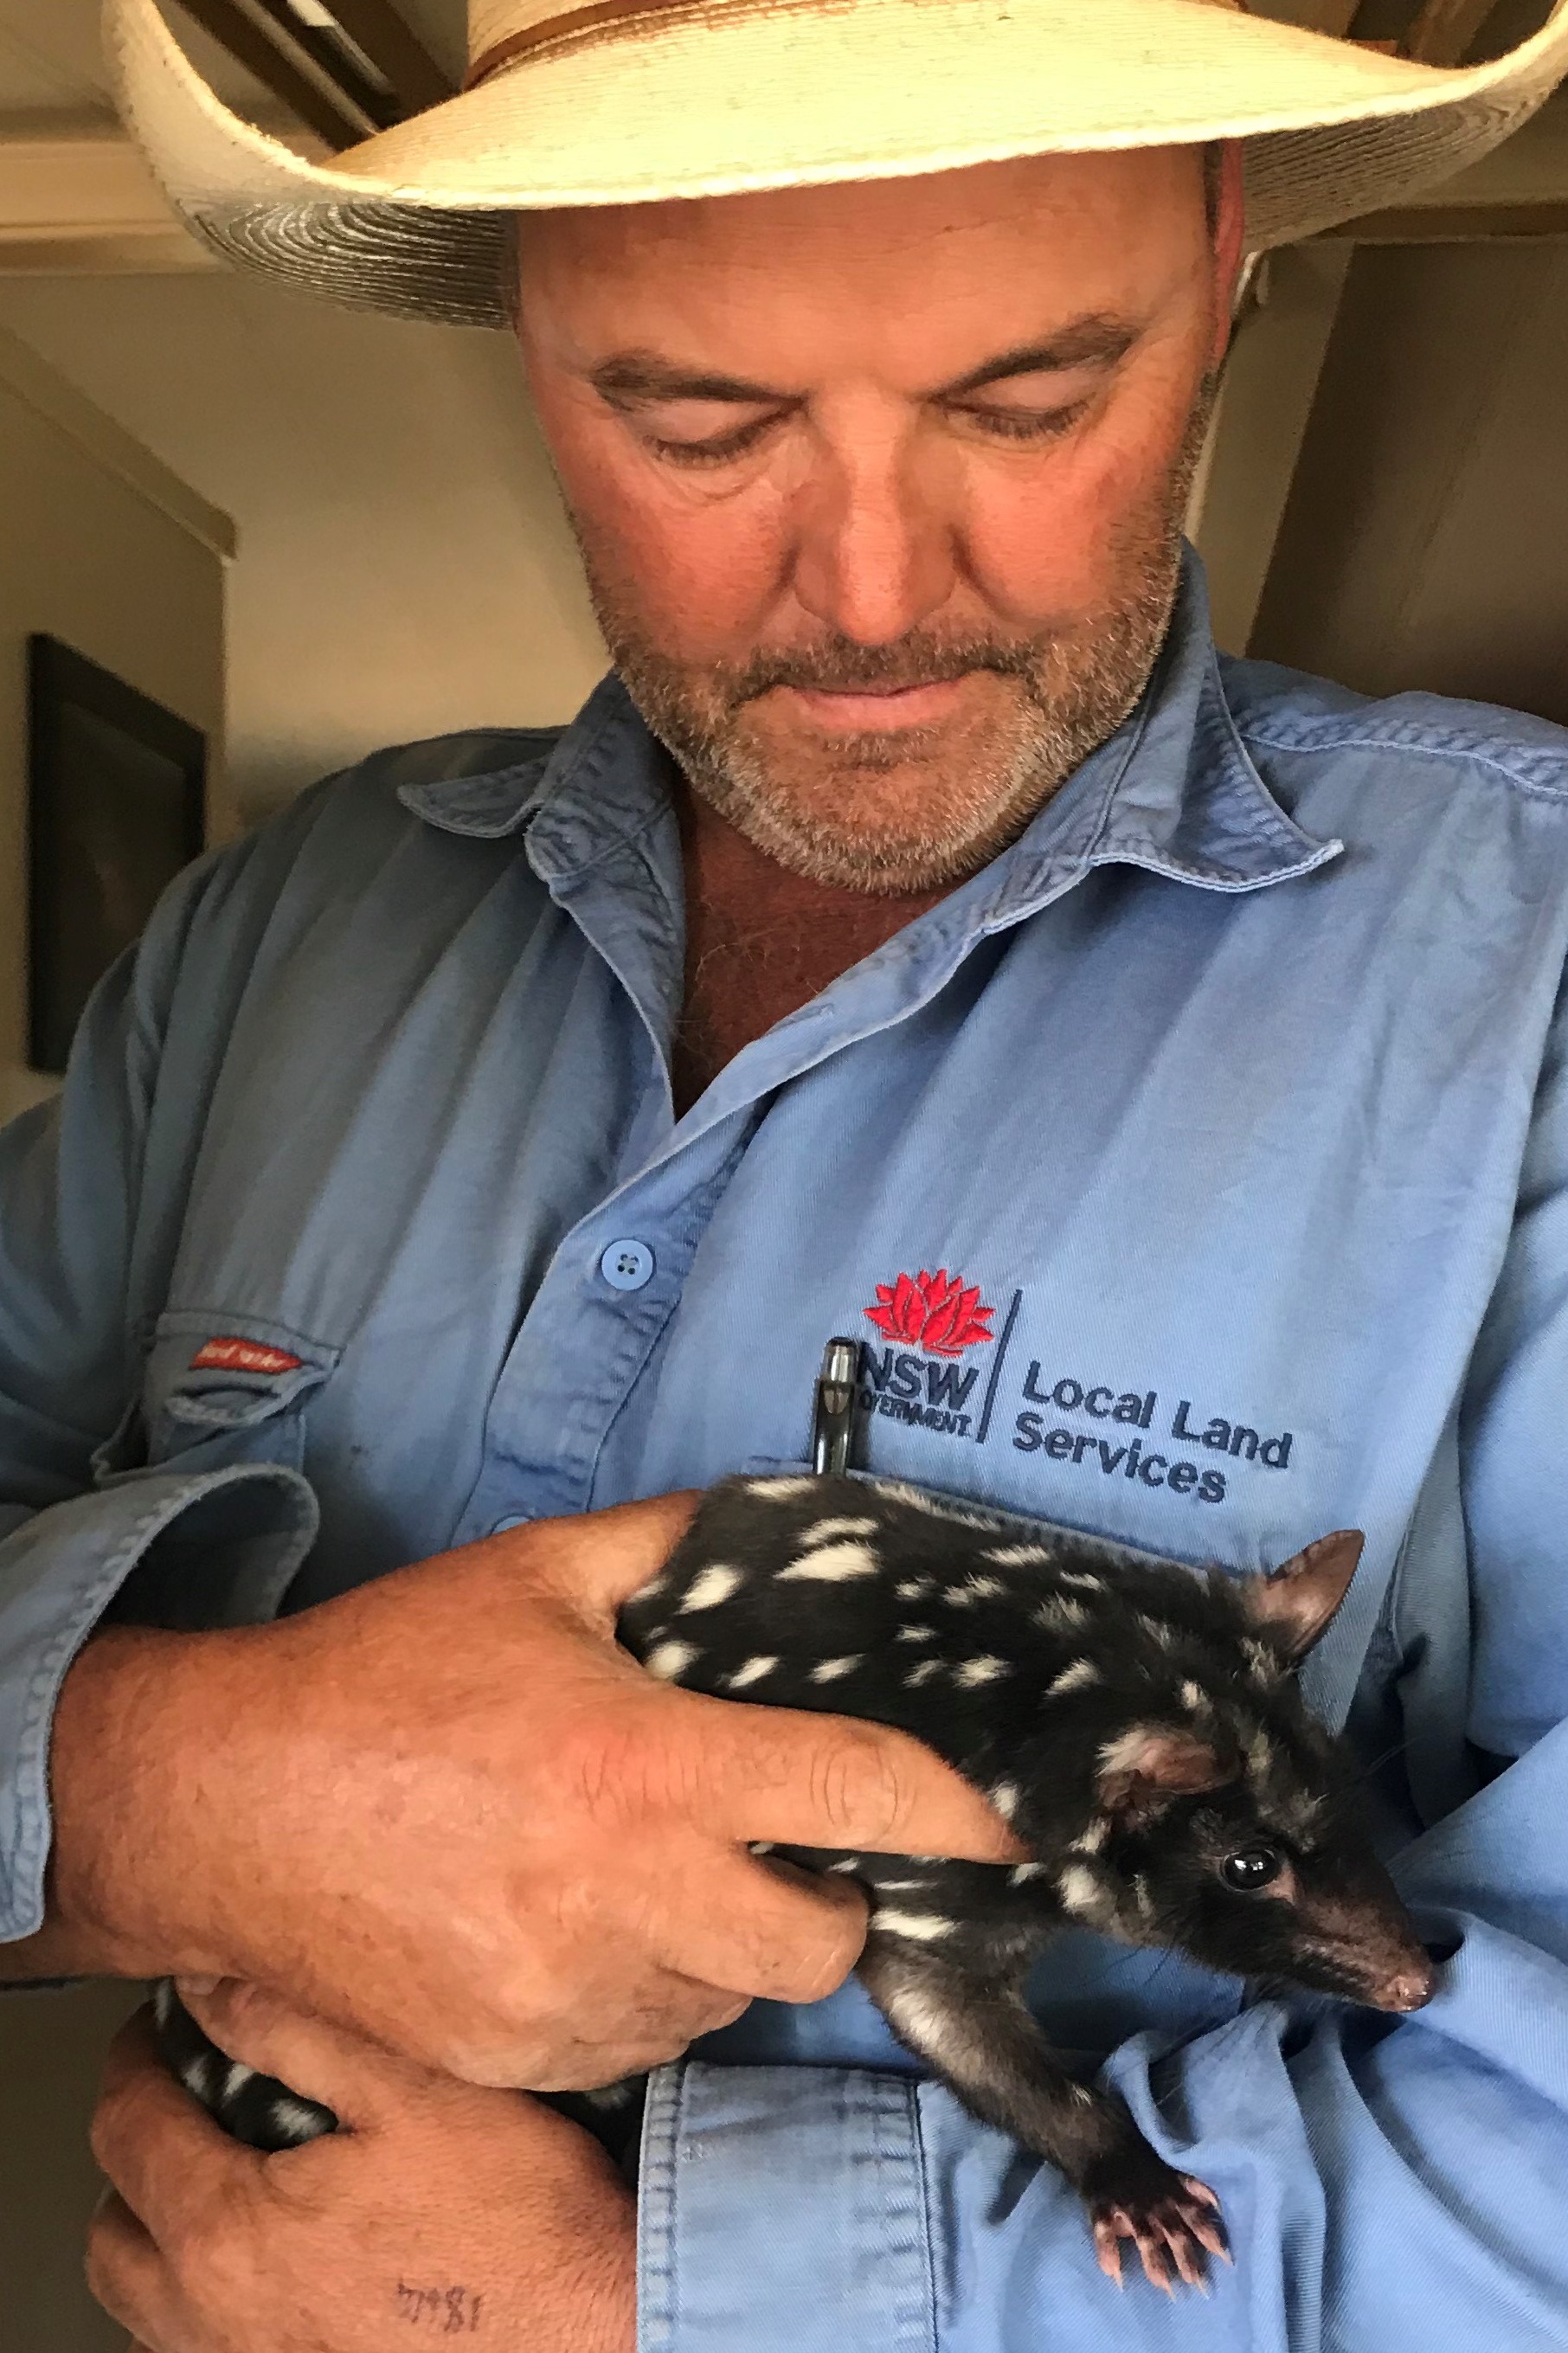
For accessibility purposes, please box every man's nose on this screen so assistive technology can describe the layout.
[789,440,957,647]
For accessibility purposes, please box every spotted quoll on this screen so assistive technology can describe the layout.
[157,1473,1435,2293]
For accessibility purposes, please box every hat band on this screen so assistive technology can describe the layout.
[466,0,704,81]
[466,5,1406,90]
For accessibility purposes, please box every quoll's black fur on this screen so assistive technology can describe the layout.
[157,1473,1435,2292]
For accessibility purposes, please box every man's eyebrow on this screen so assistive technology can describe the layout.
[935,317,1142,397]
[585,315,1143,410]
[588,352,791,406]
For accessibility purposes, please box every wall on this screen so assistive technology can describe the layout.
[0,324,230,1126]
[0,1982,145,2353]
[0,327,229,2350]
[1251,239,1568,723]
[0,270,609,823]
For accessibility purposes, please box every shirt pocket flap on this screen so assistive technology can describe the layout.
[94,1313,341,1485]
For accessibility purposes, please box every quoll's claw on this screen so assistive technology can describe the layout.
[1089,2168,1229,2293]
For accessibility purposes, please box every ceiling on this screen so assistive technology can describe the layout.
[0,0,466,129]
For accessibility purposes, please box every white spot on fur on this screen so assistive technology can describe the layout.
[749,1840,774,1855]
[1247,1727,1276,1781]
[800,1514,879,1545]
[645,1640,697,1681]
[1180,1679,1207,1713]
[986,1543,1054,1567]
[1058,1569,1104,1592]
[1047,1658,1100,1697]
[1009,1861,1047,1885]
[1137,1615,1179,1649]
[947,1573,1004,1606]
[904,1658,942,1687]
[1243,1636,1282,1682]
[628,1571,667,1604]
[1098,1725,1155,1780]
[271,2093,329,2140]
[810,1655,862,1682]
[882,1983,966,2065]
[1072,1815,1110,1855]
[746,1475,817,1498]
[896,1578,933,1601]
[876,1877,935,1892]
[679,1564,743,1612]
[583,2080,638,2110]
[955,1655,1007,1686]
[777,1540,880,1583]
[1038,1596,1089,1632]
[990,1780,1020,1819]
[871,1480,989,1523]
[727,1655,779,1689]
[1134,1874,1154,1920]
[896,1624,935,1643]
[223,2062,256,2099]
[828,1855,862,1873]
[1057,1864,1104,1918]
[1070,2082,1096,2107]
[872,1910,956,1941]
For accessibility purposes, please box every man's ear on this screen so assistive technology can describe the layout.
[1096,1725,1230,1823]
[1240,1530,1365,1664]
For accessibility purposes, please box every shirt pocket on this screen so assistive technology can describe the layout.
[93,1311,341,1488]
[741,1452,1113,1558]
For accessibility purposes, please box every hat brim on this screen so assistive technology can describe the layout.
[110,0,1568,328]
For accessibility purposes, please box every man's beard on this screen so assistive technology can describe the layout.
[575,388,1213,894]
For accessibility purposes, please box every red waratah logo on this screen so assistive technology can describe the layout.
[864,1269,996,1359]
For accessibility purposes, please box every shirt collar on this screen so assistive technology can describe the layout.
[397,548,1341,906]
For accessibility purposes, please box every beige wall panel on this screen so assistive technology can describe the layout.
[0,341,224,2331]
[0,349,227,1124]
[0,272,610,823]
[1250,240,1568,728]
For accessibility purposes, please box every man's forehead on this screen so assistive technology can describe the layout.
[517,147,1207,383]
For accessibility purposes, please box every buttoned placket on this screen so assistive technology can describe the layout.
[402,560,1341,1546]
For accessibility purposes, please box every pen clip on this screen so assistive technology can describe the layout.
[811,1335,859,1477]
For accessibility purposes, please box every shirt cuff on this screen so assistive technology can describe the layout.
[0,1465,318,1938]
[638,2058,935,2353]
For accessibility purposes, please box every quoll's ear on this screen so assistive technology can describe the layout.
[1096,1725,1230,1823]
[1241,1530,1365,1664]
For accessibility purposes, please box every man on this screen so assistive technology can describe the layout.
[5,0,1568,2344]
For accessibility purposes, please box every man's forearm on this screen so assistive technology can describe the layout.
[0,1623,233,1986]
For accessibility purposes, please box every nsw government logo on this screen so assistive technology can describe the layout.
[859,1269,1019,1443]
[854,1262,1299,1506]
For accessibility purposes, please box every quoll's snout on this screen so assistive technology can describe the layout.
[1372,1954,1438,2014]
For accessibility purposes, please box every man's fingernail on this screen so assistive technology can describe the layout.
[176,1974,221,1998]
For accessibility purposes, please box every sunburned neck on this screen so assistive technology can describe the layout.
[672,785,948,1117]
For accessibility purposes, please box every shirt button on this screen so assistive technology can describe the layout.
[600,1238,656,1293]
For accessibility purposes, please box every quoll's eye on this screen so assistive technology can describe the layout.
[1220,1842,1285,1892]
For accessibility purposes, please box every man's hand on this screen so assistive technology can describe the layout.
[37,1493,1020,2085]
[87,1986,634,2353]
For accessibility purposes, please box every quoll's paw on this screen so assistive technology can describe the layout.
[1084,2144,1229,2293]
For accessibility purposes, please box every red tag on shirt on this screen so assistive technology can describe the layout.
[190,1337,305,1375]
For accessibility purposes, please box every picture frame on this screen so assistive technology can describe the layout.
[27,634,207,1077]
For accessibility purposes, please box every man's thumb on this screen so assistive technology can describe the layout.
[691,1700,1028,1861]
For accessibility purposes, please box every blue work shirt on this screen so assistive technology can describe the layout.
[5,553,1568,2350]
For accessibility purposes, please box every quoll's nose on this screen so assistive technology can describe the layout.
[1378,1958,1437,2012]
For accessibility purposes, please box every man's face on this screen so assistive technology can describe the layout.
[517,147,1241,892]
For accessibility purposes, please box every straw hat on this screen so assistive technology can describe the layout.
[109,0,1568,329]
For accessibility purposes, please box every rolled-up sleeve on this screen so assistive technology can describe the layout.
[0,858,318,1941]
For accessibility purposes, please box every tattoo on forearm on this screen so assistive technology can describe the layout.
[394,2282,485,2331]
